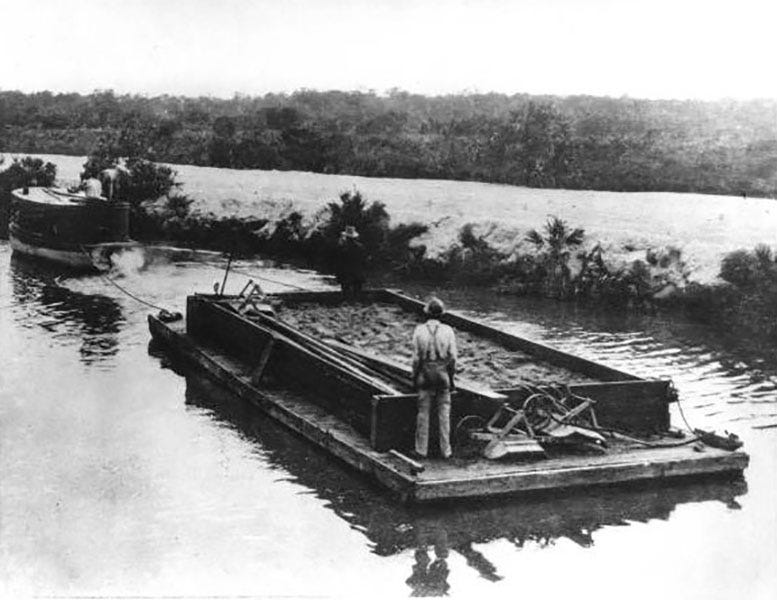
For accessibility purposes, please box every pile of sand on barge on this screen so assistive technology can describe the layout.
[275,301,596,388]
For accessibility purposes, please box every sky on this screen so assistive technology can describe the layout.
[0,0,775,101]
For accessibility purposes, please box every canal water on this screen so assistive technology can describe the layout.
[1,242,775,599]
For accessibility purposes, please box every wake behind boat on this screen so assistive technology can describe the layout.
[8,186,137,269]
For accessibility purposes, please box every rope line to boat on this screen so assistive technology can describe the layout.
[225,265,316,292]
[78,245,171,312]
[675,389,698,434]
[96,271,169,311]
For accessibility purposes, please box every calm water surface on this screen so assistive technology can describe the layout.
[1,242,775,599]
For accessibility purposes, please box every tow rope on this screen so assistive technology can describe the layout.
[77,245,179,318]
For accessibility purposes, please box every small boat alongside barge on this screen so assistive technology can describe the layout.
[9,187,136,269]
[148,288,749,503]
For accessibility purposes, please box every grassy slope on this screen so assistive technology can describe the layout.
[5,152,777,284]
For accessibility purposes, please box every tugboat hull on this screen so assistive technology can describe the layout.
[9,187,133,270]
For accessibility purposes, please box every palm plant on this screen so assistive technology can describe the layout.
[525,216,585,298]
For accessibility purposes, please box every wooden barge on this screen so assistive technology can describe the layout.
[148,288,749,503]
[184,372,748,552]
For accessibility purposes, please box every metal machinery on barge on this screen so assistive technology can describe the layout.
[148,287,748,503]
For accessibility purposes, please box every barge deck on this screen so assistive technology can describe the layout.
[148,289,748,503]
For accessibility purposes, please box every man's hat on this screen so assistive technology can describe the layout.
[341,225,360,239]
[424,297,445,317]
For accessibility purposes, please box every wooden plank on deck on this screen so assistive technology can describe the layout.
[412,446,749,501]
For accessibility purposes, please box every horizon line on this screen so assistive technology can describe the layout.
[2,86,776,105]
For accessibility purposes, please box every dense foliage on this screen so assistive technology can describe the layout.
[77,136,180,237]
[2,90,776,197]
[142,189,429,280]
[0,157,58,236]
[680,245,777,341]
[0,156,57,190]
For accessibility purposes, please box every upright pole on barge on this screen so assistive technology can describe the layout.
[219,250,234,296]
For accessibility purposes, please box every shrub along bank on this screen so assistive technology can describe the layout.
[140,189,429,277]
[679,246,777,340]
[141,184,777,344]
[2,154,774,343]
[0,156,58,237]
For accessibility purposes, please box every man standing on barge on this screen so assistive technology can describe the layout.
[412,297,457,459]
[335,226,367,298]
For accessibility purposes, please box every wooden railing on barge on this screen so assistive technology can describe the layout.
[185,290,674,452]
[187,295,384,439]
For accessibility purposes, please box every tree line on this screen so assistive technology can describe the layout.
[1,89,776,197]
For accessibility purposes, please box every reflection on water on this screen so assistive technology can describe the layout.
[184,374,746,595]
[9,254,125,364]
[1,243,774,598]
[407,540,450,597]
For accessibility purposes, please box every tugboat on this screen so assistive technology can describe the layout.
[8,183,135,269]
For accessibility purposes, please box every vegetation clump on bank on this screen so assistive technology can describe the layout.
[679,246,777,340]
[0,156,58,236]
[141,188,429,278]
[143,182,775,342]
[2,151,776,344]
